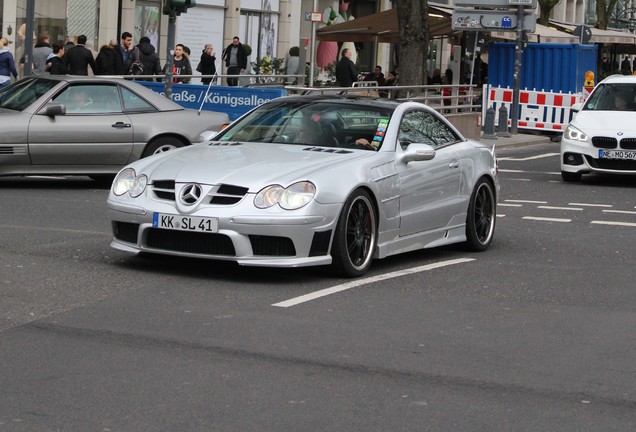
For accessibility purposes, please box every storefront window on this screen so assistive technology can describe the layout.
[240,0,279,61]
[135,1,161,51]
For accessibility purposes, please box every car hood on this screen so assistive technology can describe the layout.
[572,110,636,133]
[141,142,370,190]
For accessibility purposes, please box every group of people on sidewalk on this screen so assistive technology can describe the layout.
[335,48,397,94]
[1,30,251,87]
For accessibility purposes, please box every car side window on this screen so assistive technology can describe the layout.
[398,110,459,150]
[53,84,122,114]
[121,87,156,112]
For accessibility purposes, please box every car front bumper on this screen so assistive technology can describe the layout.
[561,138,636,176]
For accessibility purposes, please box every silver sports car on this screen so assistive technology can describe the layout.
[0,76,229,179]
[108,95,498,277]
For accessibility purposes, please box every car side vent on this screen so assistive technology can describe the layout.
[208,142,242,146]
[0,146,27,155]
[302,147,352,154]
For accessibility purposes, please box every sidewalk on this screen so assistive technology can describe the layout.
[478,131,559,148]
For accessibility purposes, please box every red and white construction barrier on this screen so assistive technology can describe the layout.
[484,86,583,132]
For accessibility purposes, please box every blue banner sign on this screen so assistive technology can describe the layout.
[138,82,287,120]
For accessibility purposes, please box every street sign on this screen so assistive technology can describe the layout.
[454,0,537,8]
[573,24,592,44]
[452,10,536,32]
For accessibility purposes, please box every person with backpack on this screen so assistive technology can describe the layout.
[131,36,161,81]
[45,41,68,75]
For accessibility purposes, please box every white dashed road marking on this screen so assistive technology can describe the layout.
[522,216,572,223]
[272,258,475,308]
[537,206,583,211]
[591,221,636,227]
[498,153,559,161]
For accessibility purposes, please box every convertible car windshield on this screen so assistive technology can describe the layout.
[217,100,394,150]
[583,83,636,111]
[0,77,59,111]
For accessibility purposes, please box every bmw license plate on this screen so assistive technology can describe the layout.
[599,149,636,160]
[153,213,218,233]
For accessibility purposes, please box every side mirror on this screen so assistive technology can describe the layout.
[570,103,583,113]
[40,103,66,117]
[401,143,436,163]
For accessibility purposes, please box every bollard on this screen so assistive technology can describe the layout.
[481,107,497,139]
[497,105,511,138]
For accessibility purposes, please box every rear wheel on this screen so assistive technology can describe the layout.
[561,171,582,182]
[142,137,185,158]
[331,190,377,277]
[465,178,496,252]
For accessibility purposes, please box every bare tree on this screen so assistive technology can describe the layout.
[595,0,619,29]
[537,0,561,25]
[394,0,429,86]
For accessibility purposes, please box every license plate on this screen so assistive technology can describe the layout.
[599,149,636,160]
[153,213,219,233]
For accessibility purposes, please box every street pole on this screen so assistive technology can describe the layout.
[164,10,177,100]
[309,0,317,87]
[510,5,525,134]
[23,0,35,76]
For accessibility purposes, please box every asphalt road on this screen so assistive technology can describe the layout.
[1,143,635,431]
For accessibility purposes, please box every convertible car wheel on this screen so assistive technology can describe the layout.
[142,137,185,158]
[331,190,377,277]
[465,178,496,252]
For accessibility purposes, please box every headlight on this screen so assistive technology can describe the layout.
[254,181,316,210]
[112,168,136,196]
[564,125,588,142]
[112,168,148,198]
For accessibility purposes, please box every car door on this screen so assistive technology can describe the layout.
[28,83,134,165]
[396,109,462,236]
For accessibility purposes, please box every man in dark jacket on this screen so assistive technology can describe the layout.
[132,36,162,81]
[221,36,247,86]
[64,34,96,75]
[45,42,68,75]
[95,39,123,75]
[335,48,358,87]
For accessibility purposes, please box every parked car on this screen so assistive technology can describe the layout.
[0,76,229,179]
[108,95,498,277]
[561,74,636,182]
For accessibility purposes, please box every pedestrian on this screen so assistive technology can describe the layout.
[44,41,67,75]
[32,33,53,74]
[119,31,133,74]
[64,34,96,75]
[198,43,217,85]
[163,43,192,83]
[363,65,385,85]
[134,36,162,81]
[221,36,247,86]
[380,70,397,98]
[0,37,19,88]
[335,48,358,87]
[428,68,442,85]
[95,39,123,75]
[621,56,632,75]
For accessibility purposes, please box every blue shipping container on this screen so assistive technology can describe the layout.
[488,43,597,94]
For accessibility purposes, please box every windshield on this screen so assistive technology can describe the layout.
[584,83,636,112]
[217,100,394,150]
[0,77,59,111]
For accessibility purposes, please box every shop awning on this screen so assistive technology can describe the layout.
[315,6,453,44]
[491,23,580,44]
[550,21,636,44]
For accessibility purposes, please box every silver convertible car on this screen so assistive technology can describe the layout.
[108,95,499,277]
[0,76,229,179]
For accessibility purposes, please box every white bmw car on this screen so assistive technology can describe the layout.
[561,74,636,182]
[107,95,498,277]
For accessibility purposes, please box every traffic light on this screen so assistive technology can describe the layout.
[163,0,196,16]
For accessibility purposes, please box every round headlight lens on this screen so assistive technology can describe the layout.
[254,185,284,208]
[112,168,136,196]
[129,175,148,198]
[280,181,316,210]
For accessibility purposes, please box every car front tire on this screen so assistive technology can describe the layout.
[465,178,496,252]
[331,189,377,277]
[142,137,185,158]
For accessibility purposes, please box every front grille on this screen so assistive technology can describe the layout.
[586,155,636,170]
[151,180,248,205]
[620,138,636,149]
[146,229,236,255]
[152,180,176,200]
[113,222,140,243]
[591,136,617,149]
[249,235,296,256]
[309,230,332,256]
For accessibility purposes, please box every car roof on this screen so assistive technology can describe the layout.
[599,74,636,85]
[268,94,402,109]
[29,75,184,111]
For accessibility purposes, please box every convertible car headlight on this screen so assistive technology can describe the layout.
[113,168,136,196]
[112,169,148,197]
[280,181,316,210]
[254,181,316,210]
[564,125,588,142]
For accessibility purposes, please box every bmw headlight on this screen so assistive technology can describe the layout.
[564,125,588,142]
[254,181,316,210]
[112,168,148,198]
